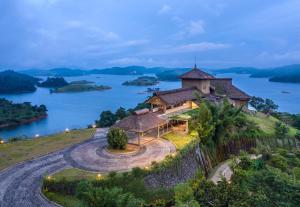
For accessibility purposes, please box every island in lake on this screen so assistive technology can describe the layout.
[38,77,69,88]
[122,76,159,86]
[0,98,47,129]
[0,70,39,94]
[51,84,111,93]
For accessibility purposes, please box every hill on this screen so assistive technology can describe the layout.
[214,64,300,83]
[122,76,159,86]
[22,68,89,77]
[0,70,39,94]
[38,77,69,88]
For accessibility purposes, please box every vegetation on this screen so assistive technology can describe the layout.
[107,128,128,150]
[156,69,189,81]
[95,103,151,127]
[123,76,159,86]
[38,77,69,88]
[0,70,39,94]
[43,168,173,207]
[184,148,300,207]
[52,84,111,93]
[69,80,94,85]
[0,98,47,129]
[249,96,278,114]
[163,132,196,150]
[0,128,95,170]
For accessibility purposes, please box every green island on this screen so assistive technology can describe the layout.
[52,84,111,93]
[0,98,47,129]
[122,76,159,86]
[0,70,39,94]
[38,77,69,88]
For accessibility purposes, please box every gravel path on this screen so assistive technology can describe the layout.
[0,128,175,206]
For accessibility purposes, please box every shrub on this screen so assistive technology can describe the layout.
[174,183,200,207]
[269,154,288,171]
[107,128,128,150]
[274,122,289,138]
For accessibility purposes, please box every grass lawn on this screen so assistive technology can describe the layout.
[163,131,196,150]
[0,128,95,171]
[51,168,100,181]
[246,112,298,136]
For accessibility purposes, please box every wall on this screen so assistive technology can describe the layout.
[182,79,210,94]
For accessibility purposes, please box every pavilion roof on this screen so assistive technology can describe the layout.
[113,109,167,133]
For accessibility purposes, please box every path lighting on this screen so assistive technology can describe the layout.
[92,124,96,128]
[47,176,52,180]
[97,173,102,179]
[65,128,70,133]
[0,140,4,144]
[35,134,40,138]
[145,166,149,170]
[171,153,176,158]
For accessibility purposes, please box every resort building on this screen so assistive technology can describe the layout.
[114,66,250,144]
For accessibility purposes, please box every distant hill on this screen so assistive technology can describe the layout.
[214,64,300,83]
[156,68,190,81]
[0,70,39,94]
[22,68,89,77]
[20,66,187,78]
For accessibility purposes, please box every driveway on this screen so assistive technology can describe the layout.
[0,128,175,207]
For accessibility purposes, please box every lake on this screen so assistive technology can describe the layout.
[0,73,300,139]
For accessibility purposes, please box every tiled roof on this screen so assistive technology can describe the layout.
[152,87,201,105]
[179,67,214,80]
[211,79,250,100]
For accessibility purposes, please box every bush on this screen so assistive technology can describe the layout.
[269,154,288,171]
[107,128,128,150]
[274,122,289,138]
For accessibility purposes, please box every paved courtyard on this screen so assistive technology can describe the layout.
[0,128,176,207]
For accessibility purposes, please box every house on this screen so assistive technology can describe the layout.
[147,65,250,114]
[114,66,250,143]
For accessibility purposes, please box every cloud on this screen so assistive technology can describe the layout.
[174,42,231,53]
[122,39,149,47]
[174,19,205,39]
[259,51,300,61]
[158,4,171,14]
[108,57,154,65]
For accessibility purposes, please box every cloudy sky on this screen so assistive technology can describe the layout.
[1,0,300,69]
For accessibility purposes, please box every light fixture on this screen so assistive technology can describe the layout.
[92,124,96,128]
[97,173,102,179]
[0,140,4,144]
[35,134,40,138]
[65,128,70,132]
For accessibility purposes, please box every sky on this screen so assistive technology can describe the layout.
[1,0,300,70]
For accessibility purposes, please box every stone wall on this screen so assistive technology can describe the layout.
[144,146,202,188]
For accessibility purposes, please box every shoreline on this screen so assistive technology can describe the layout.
[0,114,48,130]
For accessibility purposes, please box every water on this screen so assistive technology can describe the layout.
[0,73,299,139]
[0,74,179,139]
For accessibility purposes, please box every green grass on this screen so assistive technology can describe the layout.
[52,168,101,181]
[246,112,298,136]
[0,128,95,170]
[163,131,196,150]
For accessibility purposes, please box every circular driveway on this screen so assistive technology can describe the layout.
[66,137,176,172]
[0,128,176,207]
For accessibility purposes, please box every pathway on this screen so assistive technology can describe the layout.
[0,128,175,207]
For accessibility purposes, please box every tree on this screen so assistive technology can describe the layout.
[96,111,117,127]
[174,183,200,207]
[263,98,278,114]
[115,107,127,120]
[190,102,214,145]
[107,128,128,150]
[249,96,265,111]
[274,122,289,138]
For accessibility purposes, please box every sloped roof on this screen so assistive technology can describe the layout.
[113,110,167,132]
[211,79,250,100]
[179,67,215,80]
[149,87,202,105]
